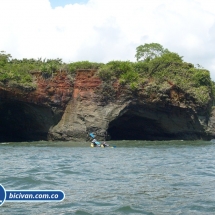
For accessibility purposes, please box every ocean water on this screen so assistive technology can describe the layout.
[1,140,215,214]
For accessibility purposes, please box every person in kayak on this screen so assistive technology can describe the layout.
[91,138,100,147]
[101,141,109,147]
[92,139,96,143]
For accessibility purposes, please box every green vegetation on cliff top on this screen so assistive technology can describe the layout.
[0,43,214,105]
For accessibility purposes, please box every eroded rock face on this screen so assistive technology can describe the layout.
[49,70,212,141]
[0,72,73,141]
[0,69,213,142]
[206,108,215,138]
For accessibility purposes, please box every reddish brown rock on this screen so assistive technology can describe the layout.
[0,69,213,142]
[0,71,73,108]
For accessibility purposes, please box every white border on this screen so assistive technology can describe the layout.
[5,189,65,202]
[0,184,6,206]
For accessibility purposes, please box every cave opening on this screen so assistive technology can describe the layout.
[0,101,61,142]
[107,110,176,141]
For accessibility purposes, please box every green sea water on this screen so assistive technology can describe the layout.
[1,140,215,214]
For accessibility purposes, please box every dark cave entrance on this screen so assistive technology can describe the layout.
[107,110,176,141]
[0,101,61,142]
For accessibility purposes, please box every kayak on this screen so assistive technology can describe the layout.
[90,143,116,148]
[91,143,100,147]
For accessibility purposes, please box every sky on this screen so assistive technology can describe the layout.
[50,0,88,8]
[0,0,215,80]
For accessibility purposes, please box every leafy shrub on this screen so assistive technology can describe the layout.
[119,70,139,85]
[133,61,149,74]
[192,69,211,87]
[187,86,211,104]
[40,64,49,73]
[211,81,215,100]
[98,65,114,82]
[69,61,102,73]
[0,51,11,67]
[182,62,194,69]
[106,61,133,78]
[148,52,183,74]
[130,82,139,91]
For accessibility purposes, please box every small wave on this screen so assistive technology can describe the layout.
[1,142,9,145]
[74,209,93,215]
[114,205,153,214]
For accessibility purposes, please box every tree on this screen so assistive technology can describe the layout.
[135,43,168,61]
[0,51,11,67]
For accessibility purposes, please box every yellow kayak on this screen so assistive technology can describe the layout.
[90,143,116,148]
[91,143,96,147]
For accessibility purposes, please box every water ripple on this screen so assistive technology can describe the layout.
[1,141,215,214]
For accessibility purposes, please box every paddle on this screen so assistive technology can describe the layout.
[89,133,95,139]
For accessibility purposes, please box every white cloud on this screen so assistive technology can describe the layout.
[0,0,215,79]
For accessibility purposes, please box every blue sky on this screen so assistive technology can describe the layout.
[1,0,215,80]
[49,0,89,8]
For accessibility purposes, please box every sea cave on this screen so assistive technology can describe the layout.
[107,105,203,141]
[0,101,60,142]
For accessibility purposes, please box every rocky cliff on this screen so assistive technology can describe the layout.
[0,72,73,141]
[0,69,214,142]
